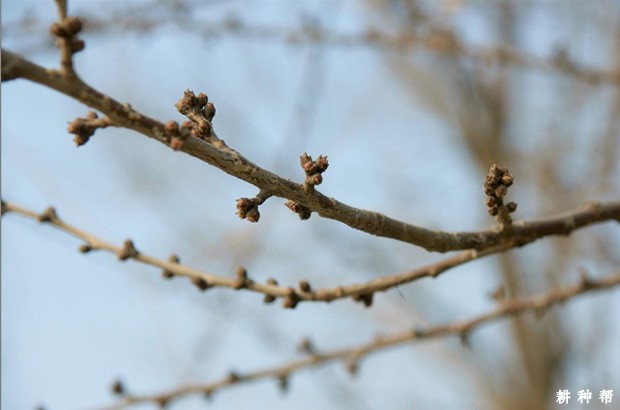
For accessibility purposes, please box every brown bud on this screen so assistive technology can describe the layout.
[37,207,58,223]
[227,372,240,383]
[165,120,179,134]
[170,137,183,151]
[196,93,208,107]
[191,277,209,291]
[64,17,83,34]
[118,239,138,261]
[246,207,260,223]
[494,184,508,198]
[490,164,502,176]
[485,174,499,187]
[50,22,68,37]
[315,155,329,172]
[70,39,85,53]
[78,244,92,253]
[111,379,125,395]
[501,174,514,187]
[506,202,518,213]
[298,280,312,292]
[203,102,216,121]
[483,184,495,196]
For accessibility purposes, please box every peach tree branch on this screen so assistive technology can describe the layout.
[96,270,620,409]
[3,199,618,309]
[2,6,619,252]
[2,48,619,252]
[0,201,506,308]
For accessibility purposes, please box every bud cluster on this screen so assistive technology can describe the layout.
[50,16,85,53]
[484,164,517,225]
[67,111,111,146]
[175,89,216,141]
[236,197,261,222]
[300,153,329,191]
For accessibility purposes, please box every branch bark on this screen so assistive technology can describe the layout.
[3,49,619,253]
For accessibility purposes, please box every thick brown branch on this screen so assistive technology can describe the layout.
[2,49,619,252]
[97,271,620,409]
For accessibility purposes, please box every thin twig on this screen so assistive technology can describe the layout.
[95,270,620,409]
[0,200,501,307]
[6,12,619,85]
[3,200,618,309]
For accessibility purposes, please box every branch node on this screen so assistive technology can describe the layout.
[233,266,249,289]
[191,276,210,291]
[68,112,113,146]
[162,254,180,279]
[579,269,593,290]
[37,207,59,223]
[118,239,139,261]
[282,288,299,309]
[164,120,187,151]
[352,292,374,307]
[263,278,279,304]
[155,397,169,409]
[285,200,312,220]
[226,371,241,384]
[50,13,86,76]
[78,243,93,253]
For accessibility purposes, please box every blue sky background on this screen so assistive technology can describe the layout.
[2,1,620,409]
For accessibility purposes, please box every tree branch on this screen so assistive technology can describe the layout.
[3,200,618,309]
[95,270,620,409]
[3,49,619,252]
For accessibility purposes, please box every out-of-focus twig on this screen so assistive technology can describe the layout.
[95,270,620,409]
[3,200,619,309]
[6,10,618,85]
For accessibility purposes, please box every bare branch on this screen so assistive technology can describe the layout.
[95,270,620,409]
[3,49,619,252]
[8,12,619,85]
[3,200,618,309]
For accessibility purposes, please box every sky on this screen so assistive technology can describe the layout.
[2,1,619,410]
